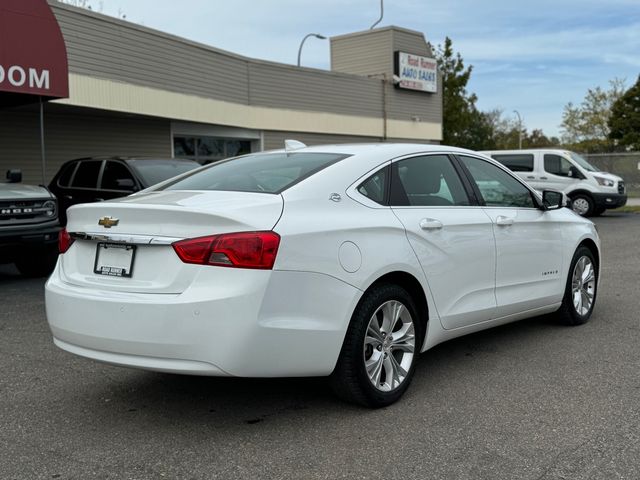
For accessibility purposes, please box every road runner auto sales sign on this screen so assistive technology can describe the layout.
[394,51,437,93]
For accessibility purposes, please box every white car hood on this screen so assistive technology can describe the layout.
[0,183,52,200]
[592,171,623,182]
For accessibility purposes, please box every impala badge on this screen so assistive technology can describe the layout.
[98,216,119,228]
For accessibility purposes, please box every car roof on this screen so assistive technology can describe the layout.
[66,156,197,162]
[263,143,494,175]
[480,149,570,154]
[267,143,483,158]
[246,143,498,196]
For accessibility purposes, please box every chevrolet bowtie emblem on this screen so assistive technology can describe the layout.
[98,216,119,228]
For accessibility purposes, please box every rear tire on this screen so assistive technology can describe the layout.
[330,283,424,408]
[570,194,594,217]
[555,246,597,326]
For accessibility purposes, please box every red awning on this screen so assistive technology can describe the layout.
[0,0,69,104]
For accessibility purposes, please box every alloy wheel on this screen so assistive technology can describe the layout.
[571,256,596,316]
[363,300,415,392]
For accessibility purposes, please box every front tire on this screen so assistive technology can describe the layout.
[330,284,423,408]
[556,246,597,325]
[570,194,594,217]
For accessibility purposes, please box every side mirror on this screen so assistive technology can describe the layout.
[542,190,564,210]
[116,178,136,190]
[6,169,22,183]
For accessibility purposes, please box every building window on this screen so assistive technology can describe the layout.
[173,136,252,164]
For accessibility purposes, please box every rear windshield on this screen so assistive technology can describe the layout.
[128,159,200,187]
[159,152,349,194]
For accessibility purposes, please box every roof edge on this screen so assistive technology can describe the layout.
[331,25,426,42]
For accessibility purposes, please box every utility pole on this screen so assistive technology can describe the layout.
[513,110,523,149]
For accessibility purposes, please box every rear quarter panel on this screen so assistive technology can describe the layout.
[276,186,443,352]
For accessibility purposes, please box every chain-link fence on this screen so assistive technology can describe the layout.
[583,152,640,197]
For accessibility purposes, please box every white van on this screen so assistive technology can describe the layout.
[481,149,627,216]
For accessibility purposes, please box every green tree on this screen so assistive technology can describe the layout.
[560,79,626,152]
[609,75,640,150]
[485,109,559,149]
[485,110,520,149]
[525,129,560,148]
[435,37,494,150]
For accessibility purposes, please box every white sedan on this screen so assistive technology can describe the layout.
[46,143,600,407]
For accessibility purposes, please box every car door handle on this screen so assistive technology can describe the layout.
[496,215,514,226]
[540,176,548,180]
[63,195,73,200]
[95,198,105,202]
[526,175,535,179]
[419,218,443,230]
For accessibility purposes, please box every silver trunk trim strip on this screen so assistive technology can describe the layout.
[70,231,182,245]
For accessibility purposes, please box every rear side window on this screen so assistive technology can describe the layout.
[57,162,77,187]
[390,155,470,207]
[491,154,534,172]
[71,161,102,189]
[161,152,349,194]
[357,166,389,205]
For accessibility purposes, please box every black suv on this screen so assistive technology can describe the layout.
[49,157,200,224]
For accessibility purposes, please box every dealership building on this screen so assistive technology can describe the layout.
[0,0,443,184]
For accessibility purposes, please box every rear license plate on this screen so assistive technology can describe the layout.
[94,243,136,277]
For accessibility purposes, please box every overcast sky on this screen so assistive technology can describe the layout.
[91,0,640,137]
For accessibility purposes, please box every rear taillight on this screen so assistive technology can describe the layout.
[58,228,75,254]
[172,232,280,269]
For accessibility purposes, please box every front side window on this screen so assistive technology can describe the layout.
[544,154,573,177]
[459,155,535,208]
[101,161,137,191]
[161,152,349,194]
[390,155,470,207]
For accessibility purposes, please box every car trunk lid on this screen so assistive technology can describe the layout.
[59,190,283,293]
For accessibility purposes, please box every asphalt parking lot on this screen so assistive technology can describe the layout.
[1,213,639,480]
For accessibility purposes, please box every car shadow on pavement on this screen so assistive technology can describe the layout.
[65,369,348,431]
[58,312,568,430]
[0,263,22,279]
[0,264,49,293]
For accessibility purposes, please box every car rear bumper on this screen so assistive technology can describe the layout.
[45,264,359,377]
[0,220,60,262]
[0,220,60,245]
[592,192,627,209]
